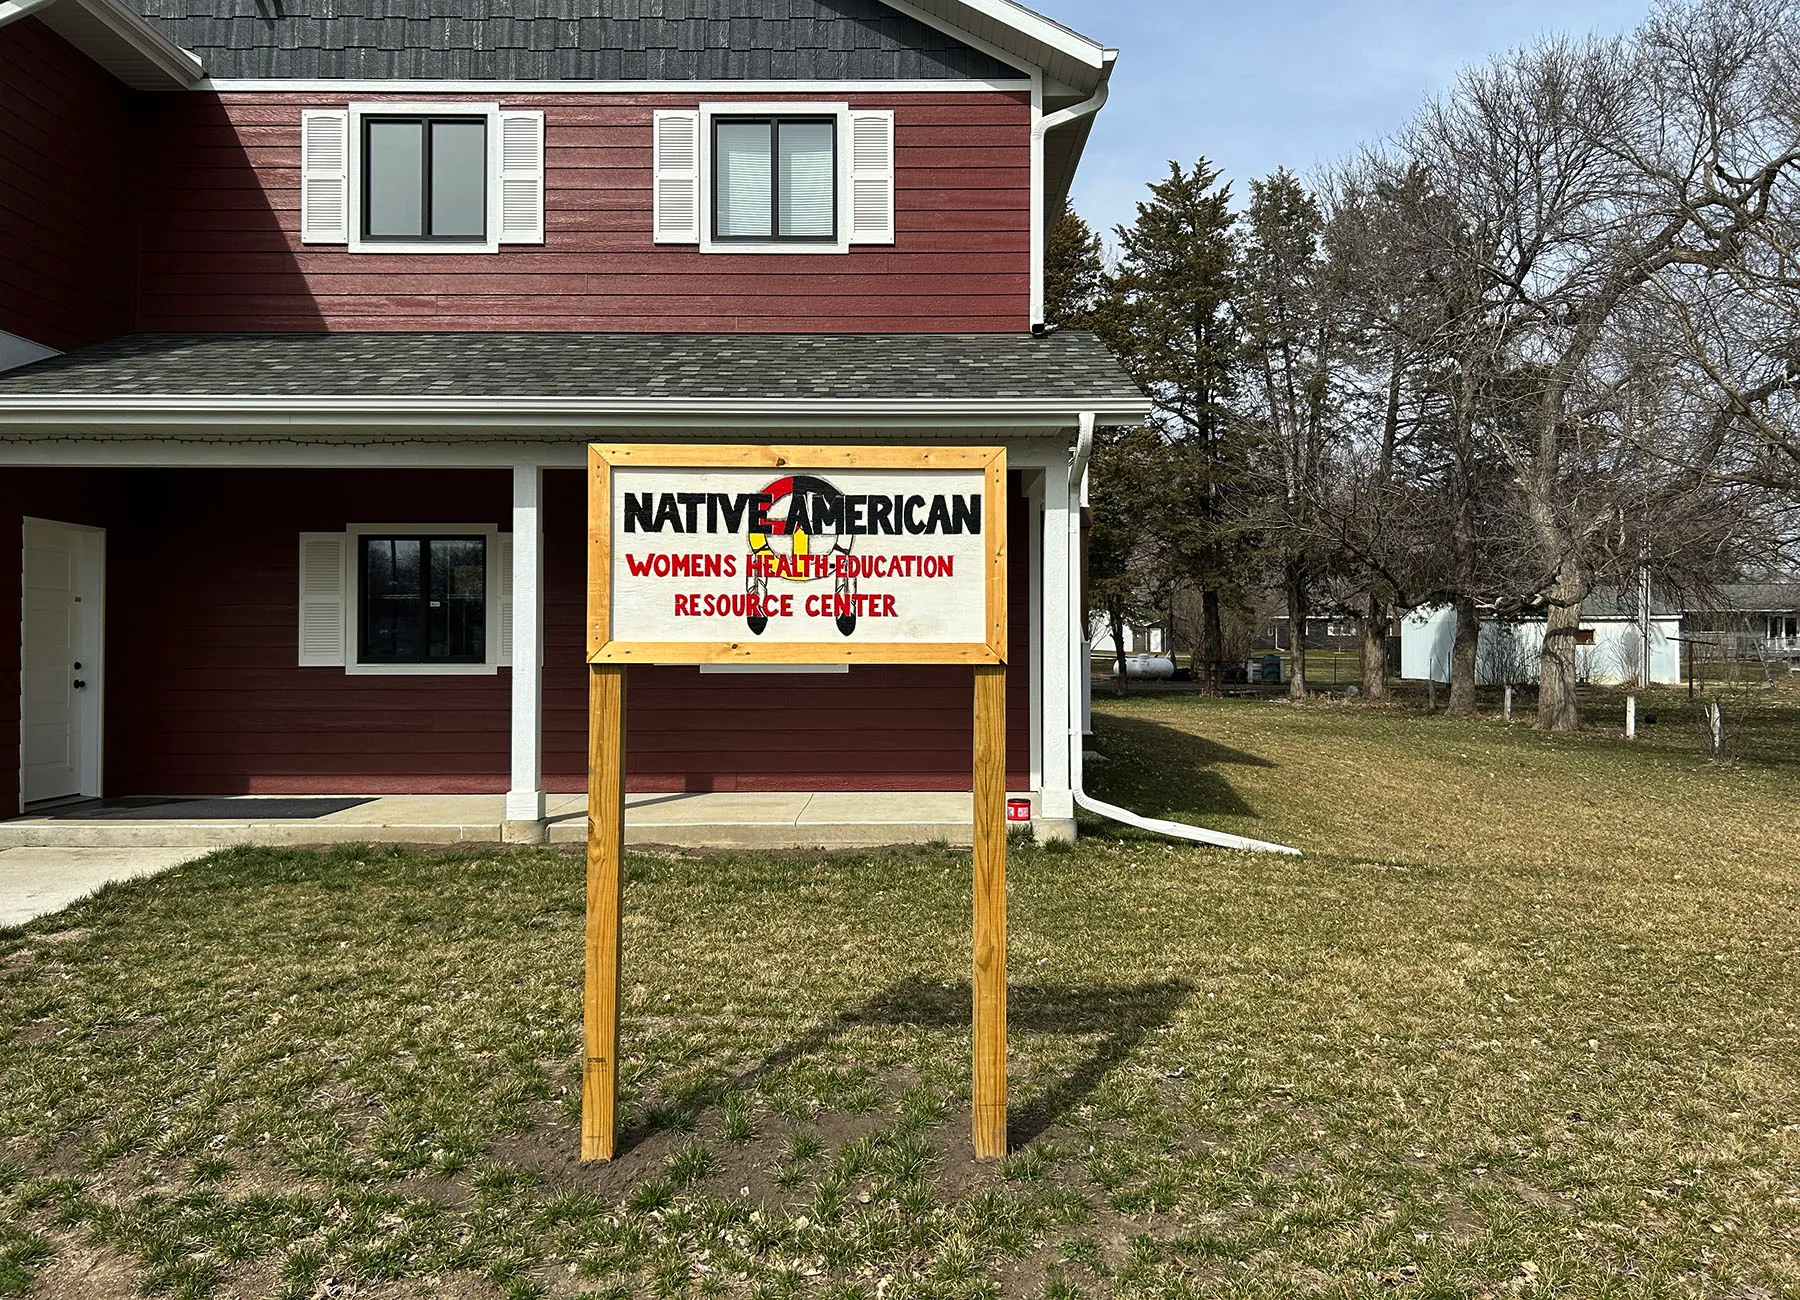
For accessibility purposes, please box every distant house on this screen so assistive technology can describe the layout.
[1682,582,1800,669]
[1401,590,1683,687]
[1259,614,1367,654]
[1089,621,1166,657]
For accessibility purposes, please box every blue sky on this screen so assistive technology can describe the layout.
[1045,0,1655,243]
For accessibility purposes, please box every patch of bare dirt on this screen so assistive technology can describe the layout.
[1436,1195,1491,1240]
[994,1239,1064,1299]
[922,1106,1010,1197]
[211,1260,282,1300]
[26,1238,140,1300]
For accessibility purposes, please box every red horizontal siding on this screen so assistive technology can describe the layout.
[0,19,138,349]
[0,468,1031,806]
[134,90,1031,334]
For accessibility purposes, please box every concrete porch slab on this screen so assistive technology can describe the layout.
[0,791,980,851]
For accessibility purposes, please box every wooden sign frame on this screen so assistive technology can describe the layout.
[586,444,1007,666]
[583,443,1011,1163]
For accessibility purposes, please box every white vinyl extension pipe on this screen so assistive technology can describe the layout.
[1066,413,1301,856]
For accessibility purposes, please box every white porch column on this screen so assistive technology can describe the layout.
[1037,448,1076,836]
[505,460,547,836]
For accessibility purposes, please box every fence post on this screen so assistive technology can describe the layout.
[1426,678,1436,712]
[1625,693,1636,740]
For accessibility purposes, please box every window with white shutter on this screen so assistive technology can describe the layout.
[297,533,348,666]
[653,109,701,244]
[689,102,868,253]
[300,110,350,245]
[301,528,508,674]
[329,101,551,255]
[498,110,545,245]
[849,110,896,245]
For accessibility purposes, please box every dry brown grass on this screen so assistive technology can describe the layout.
[0,687,1796,1298]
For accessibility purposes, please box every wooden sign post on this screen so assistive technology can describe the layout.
[584,444,1009,1162]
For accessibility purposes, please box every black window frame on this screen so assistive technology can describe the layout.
[360,113,490,244]
[709,114,839,245]
[357,534,489,666]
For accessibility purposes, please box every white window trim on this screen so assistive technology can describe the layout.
[347,102,503,255]
[699,101,852,256]
[342,523,505,676]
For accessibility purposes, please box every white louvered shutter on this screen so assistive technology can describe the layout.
[300,110,350,244]
[298,533,348,667]
[496,533,514,667]
[498,110,546,244]
[848,110,895,245]
[653,109,701,244]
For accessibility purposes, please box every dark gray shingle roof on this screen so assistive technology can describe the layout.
[1575,587,1680,620]
[0,331,1145,404]
[135,0,1020,81]
[1701,582,1800,613]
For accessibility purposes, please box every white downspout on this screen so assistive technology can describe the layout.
[1031,60,1111,331]
[1067,413,1301,856]
[1038,72,1110,137]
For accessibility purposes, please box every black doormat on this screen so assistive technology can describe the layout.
[25,797,377,821]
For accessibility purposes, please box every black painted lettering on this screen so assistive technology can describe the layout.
[623,492,655,533]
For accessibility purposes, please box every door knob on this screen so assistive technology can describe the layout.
[72,679,87,690]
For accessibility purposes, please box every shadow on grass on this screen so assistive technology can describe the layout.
[1084,711,1271,823]
[620,975,1194,1154]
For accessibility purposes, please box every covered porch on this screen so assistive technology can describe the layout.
[1,332,1150,844]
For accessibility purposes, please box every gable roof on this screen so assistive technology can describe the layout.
[1695,582,1800,614]
[134,0,1024,82]
[907,0,1106,93]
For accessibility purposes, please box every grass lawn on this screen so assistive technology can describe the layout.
[3,690,1798,1299]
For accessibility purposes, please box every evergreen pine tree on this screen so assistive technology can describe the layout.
[1043,203,1106,329]
[1098,159,1251,692]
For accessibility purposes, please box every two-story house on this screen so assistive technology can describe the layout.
[0,0,1146,841]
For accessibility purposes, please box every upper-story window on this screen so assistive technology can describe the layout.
[712,116,837,243]
[654,104,894,254]
[299,103,545,253]
[363,115,489,243]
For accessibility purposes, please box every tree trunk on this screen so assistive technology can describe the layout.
[1447,594,1480,715]
[1536,562,1584,732]
[1198,587,1224,697]
[1108,604,1129,698]
[1361,592,1389,700]
[1286,562,1309,699]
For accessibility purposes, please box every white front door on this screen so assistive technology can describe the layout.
[20,520,102,806]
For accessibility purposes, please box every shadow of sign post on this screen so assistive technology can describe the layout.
[583,444,1011,1162]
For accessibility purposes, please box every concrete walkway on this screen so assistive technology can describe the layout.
[0,847,210,928]
[0,791,979,851]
